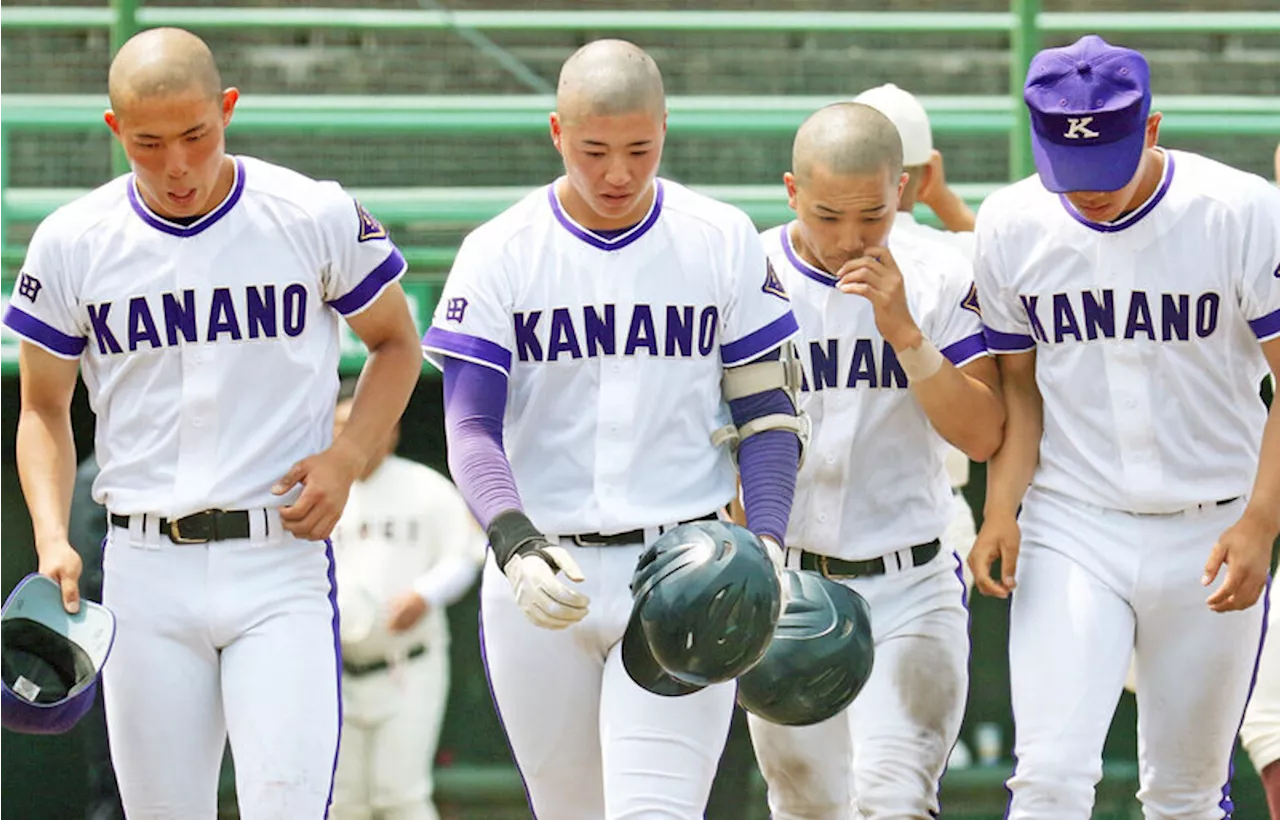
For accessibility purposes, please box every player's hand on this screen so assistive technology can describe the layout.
[969,513,1021,599]
[503,545,590,630]
[387,590,430,633]
[917,149,949,211]
[36,540,83,614]
[835,247,922,353]
[273,438,365,541]
[1203,510,1275,613]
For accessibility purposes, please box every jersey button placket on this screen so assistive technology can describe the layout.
[174,250,222,508]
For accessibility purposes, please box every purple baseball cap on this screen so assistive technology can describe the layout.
[1,574,116,735]
[1024,35,1151,193]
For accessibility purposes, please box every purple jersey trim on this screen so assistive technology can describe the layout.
[127,157,247,238]
[326,248,407,315]
[3,304,87,358]
[1220,576,1271,816]
[721,311,800,366]
[322,541,343,816]
[983,325,1036,353]
[780,225,840,288]
[941,332,989,367]
[1058,151,1175,234]
[547,180,664,251]
[1249,306,1280,341]
[422,326,513,375]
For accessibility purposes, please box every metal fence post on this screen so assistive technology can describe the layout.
[1010,0,1041,181]
[109,0,140,176]
[1,124,9,262]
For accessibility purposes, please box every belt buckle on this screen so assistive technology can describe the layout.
[817,554,856,581]
[169,510,215,544]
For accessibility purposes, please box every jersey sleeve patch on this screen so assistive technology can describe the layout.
[960,282,982,318]
[16,272,43,304]
[445,297,469,323]
[355,200,388,243]
[762,259,789,301]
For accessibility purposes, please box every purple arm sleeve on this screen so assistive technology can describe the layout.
[728,351,801,547]
[441,357,523,530]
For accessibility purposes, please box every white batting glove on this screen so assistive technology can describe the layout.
[759,535,789,610]
[503,546,590,630]
[760,535,785,571]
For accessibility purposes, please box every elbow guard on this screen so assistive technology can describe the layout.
[712,342,811,466]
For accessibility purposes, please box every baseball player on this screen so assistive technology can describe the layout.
[420,39,804,819]
[746,102,1004,819]
[1238,141,1280,820]
[970,35,1280,818]
[853,83,984,594]
[329,382,485,820]
[3,28,421,819]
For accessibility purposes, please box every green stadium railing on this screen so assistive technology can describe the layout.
[3,3,1278,377]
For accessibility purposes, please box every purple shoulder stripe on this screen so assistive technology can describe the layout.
[422,326,513,375]
[3,305,86,358]
[721,312,800,366]
[941,332,988,367]
[982,325,1036,353]
[1248,307,1280,341]
[327,248,407,316]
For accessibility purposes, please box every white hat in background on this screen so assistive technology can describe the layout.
[852,83,934,167]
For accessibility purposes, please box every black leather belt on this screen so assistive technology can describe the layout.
[342,644,427,677]
[109,510,254,544]
[800,539,941,580]
[570,511,721,547]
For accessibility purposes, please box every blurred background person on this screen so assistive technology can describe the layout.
[329,379,486,820]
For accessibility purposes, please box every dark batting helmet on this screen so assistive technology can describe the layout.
[737,569,874,726]
[622,521,782,696]
[2,574,116,735]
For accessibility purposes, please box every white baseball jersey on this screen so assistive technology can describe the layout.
[976,149,1280,513]
[896,210,977,260]
[2,155,406,517]
[762,222,987,559]
[422,178,798,535]
[332,456,484,665]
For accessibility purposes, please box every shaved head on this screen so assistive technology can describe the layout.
[792,103,904,183]
[556,39,665,124]
[108,27,222,112]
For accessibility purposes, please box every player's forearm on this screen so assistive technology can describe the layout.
[911,364,1004,462]
[412,553,482,609]
[442,358,523,530]
[334,335,420,470]
[984,360,1043,520]
[924,189,977,234]
[16,405,77,552]
[730,384,800,547]
[1241,400,1280,540]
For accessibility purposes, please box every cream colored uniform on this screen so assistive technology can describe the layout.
[748,222,981,820]
[329,457,485,820]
